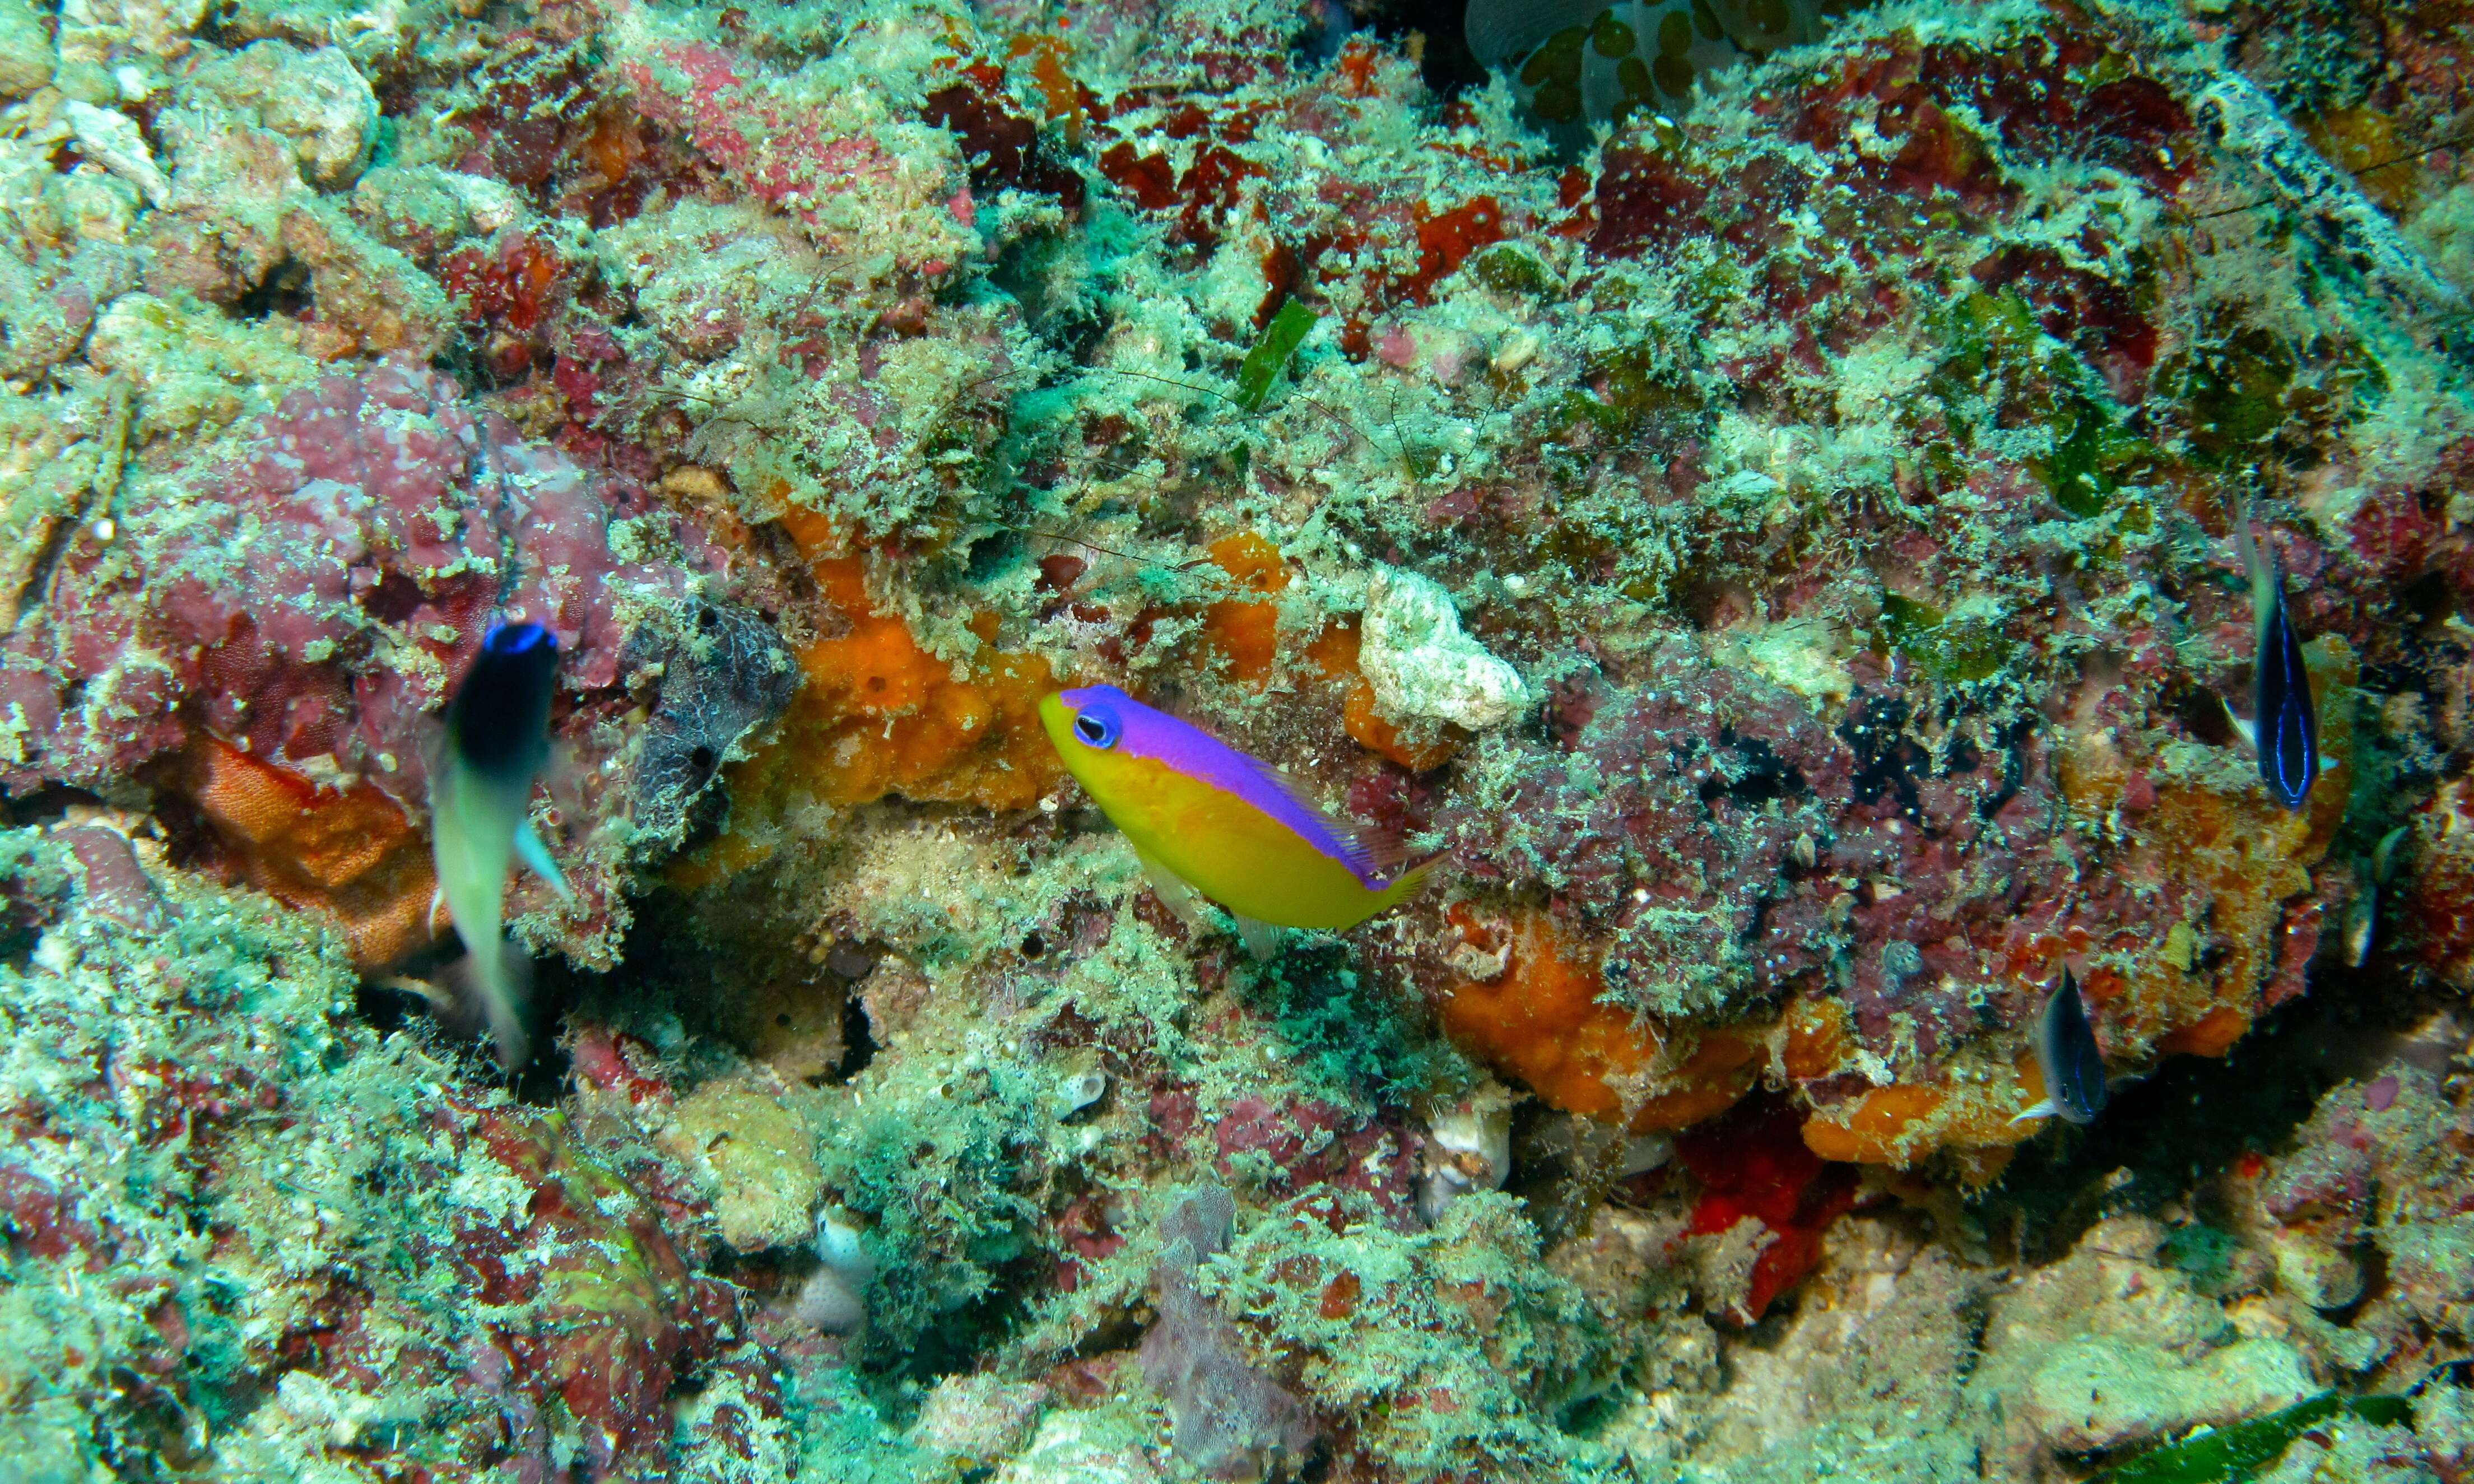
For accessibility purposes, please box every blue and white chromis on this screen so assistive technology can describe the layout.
[2233,515,2318,812]
[2011,967,2108,1127]
[431,618,574,1068]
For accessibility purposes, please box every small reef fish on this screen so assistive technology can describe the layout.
[2233,515,2319,812]
[1466,0,1827,129]
[2012,969,2108,1127]
[1039,685,1433,958]
[2345,824,2412,968]
[431,619,574,1068]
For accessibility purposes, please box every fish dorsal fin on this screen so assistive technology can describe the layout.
[1466,0,1616,68]
[1237,755,1413,881]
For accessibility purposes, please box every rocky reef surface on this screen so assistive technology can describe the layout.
[8,0,2474,1475]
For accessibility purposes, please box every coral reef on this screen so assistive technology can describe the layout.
[10,0,2474,1473]
[3,355,784,966]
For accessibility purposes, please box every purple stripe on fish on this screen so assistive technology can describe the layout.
[1059,686,1382,887]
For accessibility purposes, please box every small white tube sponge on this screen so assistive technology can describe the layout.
[796,1209,877,1336]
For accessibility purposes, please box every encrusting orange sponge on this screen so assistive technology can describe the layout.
[1304,616,1459,772]
[1436,910,1756,1131]
[1194,532,1461,770]
[1199,531,1287,686]
[689,517,1062,878]
[183,735,440,969]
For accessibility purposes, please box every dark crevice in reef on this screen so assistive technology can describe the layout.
[346,929,580,1097]
[509,961,582,1105]
[1354,0,1489,101]
[235,255,313,320]
[1840,692,1932,819]
[0,782,99,831]
[1980,953,2466,1265]
[1699,727,1808,808]
[833,981,879,1082]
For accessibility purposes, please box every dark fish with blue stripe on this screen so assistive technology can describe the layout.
[431,618,574,1068]
[2237,516,2318,812]
[2011,968,2107,1127]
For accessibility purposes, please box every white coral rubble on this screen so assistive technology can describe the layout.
[1359,567,1529,733]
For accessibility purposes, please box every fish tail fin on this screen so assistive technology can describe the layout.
[2007,1100,2056,1128]
[444,934,534,1071]
[1373,854,1441,913]
[2235,509,2278,655]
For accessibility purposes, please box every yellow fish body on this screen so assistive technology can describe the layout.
[1040,687,1430,955]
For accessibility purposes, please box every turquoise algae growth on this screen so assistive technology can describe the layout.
[8,0,2474,1478]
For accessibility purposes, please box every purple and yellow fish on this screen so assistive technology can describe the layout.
[1039,685,1433,957]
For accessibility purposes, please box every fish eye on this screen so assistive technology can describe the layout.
[1073,710,1119,749]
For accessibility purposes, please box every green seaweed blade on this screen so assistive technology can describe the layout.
[2098,1393,2415,1483]
[1235,299,1319,411]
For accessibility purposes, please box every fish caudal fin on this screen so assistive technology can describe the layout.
[444,934,534,1071]
[1372,855,1439,914]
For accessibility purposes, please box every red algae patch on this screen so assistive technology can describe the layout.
[1677,1101,1861,1322]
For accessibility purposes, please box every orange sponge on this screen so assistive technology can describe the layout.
[1437,911,1756,1132]
[183,735,439,969]
[1308,617,1461,771]
[694,526,1063,880]
[1199,532,1287,685]
[1798,1051,2044,1167]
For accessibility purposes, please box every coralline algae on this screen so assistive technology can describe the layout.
[6,0,2474,1476]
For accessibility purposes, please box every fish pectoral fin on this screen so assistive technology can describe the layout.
[2007,1100,2056,1128]
[516,818,575,903]
[1231,913,1285,961]
[1133,848,1209,929]
[2223,704,2258,755]
[429,883,448,930]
